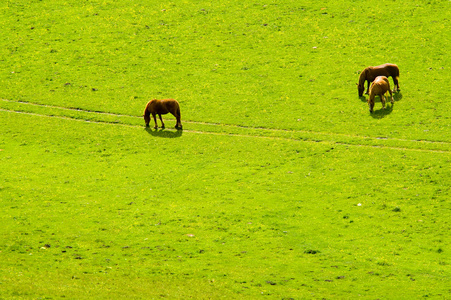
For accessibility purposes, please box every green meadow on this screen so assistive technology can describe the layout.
[0,0,450,299]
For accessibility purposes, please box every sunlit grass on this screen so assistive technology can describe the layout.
[0,0,450,298]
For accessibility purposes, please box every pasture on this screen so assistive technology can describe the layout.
[1,0,450,299]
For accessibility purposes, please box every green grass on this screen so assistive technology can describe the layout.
[1,0,450,299]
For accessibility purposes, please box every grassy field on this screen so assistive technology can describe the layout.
[1,0,450,299]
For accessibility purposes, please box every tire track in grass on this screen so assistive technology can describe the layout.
[1,99,450,153]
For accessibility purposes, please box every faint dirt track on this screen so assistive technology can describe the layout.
[1,98,450,154]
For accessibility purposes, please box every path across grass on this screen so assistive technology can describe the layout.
[1,0,450,298]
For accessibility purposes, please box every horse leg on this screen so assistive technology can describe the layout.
[152,113,158,129]
[170,113,180,129]
[388,88,394,104]
[368,97,374,113]
[394,77,400,92]
[365,80,370,95]
[381,94,386,109]
[171,110,182,129]
[176,116,182,129]
[159,114,165,129]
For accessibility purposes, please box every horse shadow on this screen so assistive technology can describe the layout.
[359,91,402,119]
[145,127,183,138]
[393,91,403,102]
[371,102,394,119]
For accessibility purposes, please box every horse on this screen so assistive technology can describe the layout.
[143,99,182,129]
[367,76,394,113]
[357,63,400,97]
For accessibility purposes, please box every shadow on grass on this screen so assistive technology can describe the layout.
[370,102,394,119]
[394,91,403,102]
[359,91,402,119]
[145,127,183,138]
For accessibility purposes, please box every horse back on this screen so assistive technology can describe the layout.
[370,76,390,95]
[161,99,179,110]
[146,99,179,115]
[369,63,399,80]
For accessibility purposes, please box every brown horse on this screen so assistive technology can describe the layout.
[357,63,400,97]
[143,99,182,129]
[368,76,394,113]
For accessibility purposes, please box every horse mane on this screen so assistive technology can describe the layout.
[358,68,369,85]
[143,103,150,117]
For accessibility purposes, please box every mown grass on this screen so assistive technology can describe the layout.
[1,0,450,138]
[1,112,449,299]
[0,0,450,299]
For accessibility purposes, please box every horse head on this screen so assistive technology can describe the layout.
[357,83,364,97]
[143,110,151,127]
[357,68,368,97]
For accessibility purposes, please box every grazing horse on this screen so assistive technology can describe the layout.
[357,63,400,97]
[368,76,394,113]
[143,99,182,129]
